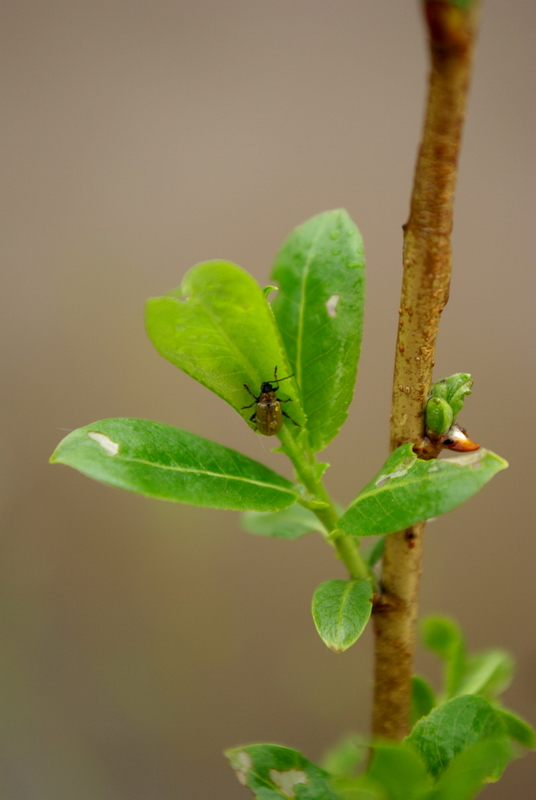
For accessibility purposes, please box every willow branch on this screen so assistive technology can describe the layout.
[372,0,482,740]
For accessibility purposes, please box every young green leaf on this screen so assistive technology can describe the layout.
[366,743,432,800]
[271,209,365,452]
[312,579,372,653]
[330,775,384,800]
[145,260,305,431]
[242,504,327,540]
[51,418,298,511]
[411,676,437,727]
[430,374,473,423]
[421,616,466,699]
[496,708,536,750]
[338,444,508,538]
[421,616,464,659]
[426,739,512,800]
[458,649,514,699]
[225,743,339,799]
[406,695,507,778]
[321,734,367,779]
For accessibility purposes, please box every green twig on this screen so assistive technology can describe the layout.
[278,427,369,581]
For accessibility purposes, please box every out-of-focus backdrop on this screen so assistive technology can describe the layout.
[2,1,535,798]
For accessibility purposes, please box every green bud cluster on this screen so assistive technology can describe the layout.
[425,373,473,435]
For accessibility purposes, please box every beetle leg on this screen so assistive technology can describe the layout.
[243,384,259,400]
[241,400,257,409]
[249,412,257,422]
[276,396,292,403]
[282,410,300,427]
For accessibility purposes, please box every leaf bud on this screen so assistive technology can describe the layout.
[425,397,454,435]
[430,373,473,423]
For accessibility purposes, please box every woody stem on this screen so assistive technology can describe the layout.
[372,0,482,740]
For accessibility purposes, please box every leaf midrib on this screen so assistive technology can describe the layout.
[95,452,298,496]
[334,580,355,644]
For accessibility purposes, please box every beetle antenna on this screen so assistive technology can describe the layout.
[274,373,294,384]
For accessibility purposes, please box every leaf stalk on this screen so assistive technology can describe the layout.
[278,427,369,581]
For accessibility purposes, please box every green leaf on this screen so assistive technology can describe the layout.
[271,209,365,452]
[312,579,372,653]
[242,505,327,540]
[330,778,382,800]
[430,374,473,422]
[145,260,306,433]
[421,619,515,703]
[458,649,514,699]
[426,739,512,800]
[447,380,473,421]
[225,743,339,799]
[51,418,298,511]
[338,445,508,538]
[366,743,432,800]
[406,696,507,778]
[421,617,466,698]
[321,734,367,779]
[496,708,536,749]
[411,676,437,727]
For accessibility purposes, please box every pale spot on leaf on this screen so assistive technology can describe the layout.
[375,456,415,487]
[445,450,485,468]
[231,751,252,786]
[87,431,120,456]
[326,294,339,317]
[269,768,308,797]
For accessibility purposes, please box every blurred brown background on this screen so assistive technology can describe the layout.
[2,1,535,797]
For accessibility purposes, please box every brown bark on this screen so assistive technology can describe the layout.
[372,0,481,740]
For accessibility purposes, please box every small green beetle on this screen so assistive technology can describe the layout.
[242,367,300,436]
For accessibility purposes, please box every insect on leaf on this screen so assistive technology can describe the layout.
[271,209,365,452]
[145,260,306,431]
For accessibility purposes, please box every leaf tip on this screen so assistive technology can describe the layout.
[327,642,347,654]
[262,284,278,299]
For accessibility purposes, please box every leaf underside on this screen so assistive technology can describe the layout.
[312,578,372,652]
[242,504,327,539]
